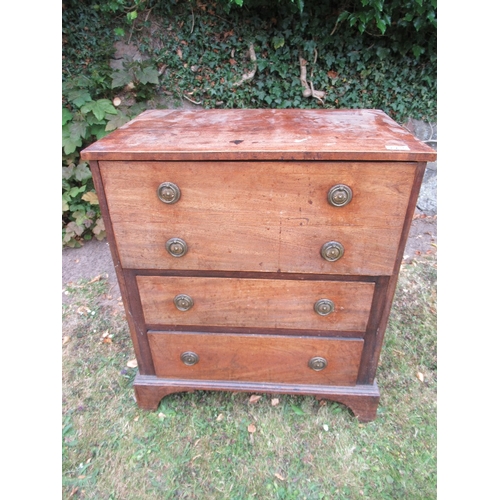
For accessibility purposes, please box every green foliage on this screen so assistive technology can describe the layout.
[62,0,436,246]
[111,56,160,100]
[223,0,436,59]
[334,0,437,59]
[62,160,105,248]
[147,0,435,119]
[62,74,146,246]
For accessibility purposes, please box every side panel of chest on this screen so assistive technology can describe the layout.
[100,161,417,275]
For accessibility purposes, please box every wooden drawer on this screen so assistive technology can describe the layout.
[101,161,416,275]
[148,331,364,386]
[137,276,374,332]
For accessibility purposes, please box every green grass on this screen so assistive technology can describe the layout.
[62,255,436,499]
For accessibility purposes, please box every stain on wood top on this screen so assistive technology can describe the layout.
[81,108,437,162]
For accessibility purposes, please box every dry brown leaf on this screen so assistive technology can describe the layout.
[81,192,99,205]
[127,359,138,368]
[417,372,425,382]
[77,306,90,315]
[177,48,183,59]
[216,413,224,422]
[62,336,71,345]
[327,70,338,79]
[249,395,262,404]
[274,473,285,481]
[247,423,256,433]
[271,398,279,406]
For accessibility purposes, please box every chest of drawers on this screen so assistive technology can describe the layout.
[81,108,436,422]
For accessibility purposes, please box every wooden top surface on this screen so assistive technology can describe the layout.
[81,108,437,162]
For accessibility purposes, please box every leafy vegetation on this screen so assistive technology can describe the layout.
[62,0,436,246]
[62,255,437,498]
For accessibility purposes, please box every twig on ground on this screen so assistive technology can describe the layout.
[330,17,341,36]
[183,94,202,105]
[299,57,325,102]
[233,44,257,87]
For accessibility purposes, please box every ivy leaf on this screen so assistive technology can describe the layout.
[69,186,85,198]
[69,120,88,141]
[105,110,130,131]
[111,69,133,89]
[81,99,117,121]
[376,47,391,59]
[376,17,387,34]
[90,124,109,140]
[62,108,72,126]
[66,221,85,237]
[273,36,285,50]
[74,163,92,182]
[84,113,106,126]
[62,125,82,154]
[137,66,159,85]
[62,164,75,180]
[82,191,99,204]
[66,89,92,107]
[127,10,138,22]
[412,44,425,58]
[93,218,106,240]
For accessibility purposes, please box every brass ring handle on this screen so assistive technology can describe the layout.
[321,241,344,262]
[328,184,352,207]
[166,237,188,257]
[181,351,199,366]
[308,357,328,371]
[157,182,181,204]
[314,299,335,316]
[174,294,194,311]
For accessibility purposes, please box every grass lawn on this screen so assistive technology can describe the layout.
[62,254,437,499]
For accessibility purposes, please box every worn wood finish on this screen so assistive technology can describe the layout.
[148,331,363,385]
[88,161,154,375]
[137,276,374,331]
[100,160,416,275]
[133,374,380,422]
[81,109,437,422]
[360,161,429,384]
[81,109,437,162]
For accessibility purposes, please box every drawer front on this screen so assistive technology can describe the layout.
[138,276,374,332]
[100,161,416,275]
[148,331,364,386]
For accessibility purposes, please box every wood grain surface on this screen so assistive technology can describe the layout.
[137,276,374,331]
[148,331,364,385]
[81,109,437,162]
[100,160,416,275]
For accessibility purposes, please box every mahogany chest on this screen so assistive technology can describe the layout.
[81,108,436,422]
